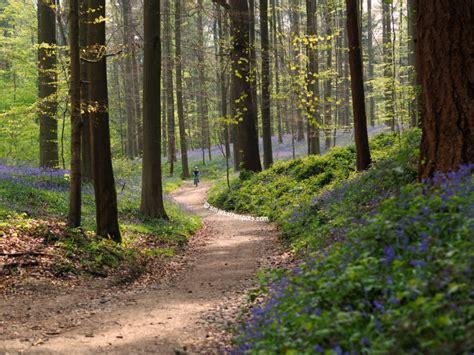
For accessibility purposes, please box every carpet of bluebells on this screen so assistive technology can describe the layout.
[235,165,473,353]
[209,130,473,353]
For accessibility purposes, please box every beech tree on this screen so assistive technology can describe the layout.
[306,0,321,155]
[417,0,474,179]
[175,0,190,179]
[80,0,92,180]
[197,0,212,163]
[141,0,167,219]
[382,0,395,130]
[260,0,273,168]
[346,0,371,171]
[120,0,138,159]
[68,0,81,227]
[271,0,283,144]
[88,0,121,241]
[38,0,58,168]
[229,0,262,172]
[366,0,375,127]
[164,0,176,175]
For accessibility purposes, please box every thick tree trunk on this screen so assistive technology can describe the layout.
[417,0,474,179]
[306,0,321,155]
[260,0,273,169]
[229,0,262,173]
[88,0,121,242]
[68,0,82,227]
[346,0,372,171]
[175,0,189,179]
[38,0,59,168]
[164,0,175,175]
[80,0,92,180]
[141,0,167,219]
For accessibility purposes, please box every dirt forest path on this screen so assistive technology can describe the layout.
[1,182,283,354]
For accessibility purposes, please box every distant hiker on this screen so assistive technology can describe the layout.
[193,166,200,187]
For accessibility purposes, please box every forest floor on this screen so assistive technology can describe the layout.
[0,182,290,354]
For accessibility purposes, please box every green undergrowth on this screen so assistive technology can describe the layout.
[0,162,201,282]
[208,129,474,352]
[209,129,420,252]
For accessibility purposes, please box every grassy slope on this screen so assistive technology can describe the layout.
[209,130,474,353]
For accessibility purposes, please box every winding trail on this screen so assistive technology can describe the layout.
[0,182,280,354]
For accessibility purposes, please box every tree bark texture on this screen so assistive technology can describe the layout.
[175,0,190,179]
[306,0,321,155]
[417,0,474,179]
[38,0,59,168]
[68,0,82,227]
[229,0,262,172]
[88,0,121,242]
[346,0,372,171]
[261,0,274,168]
[141,0,168,219]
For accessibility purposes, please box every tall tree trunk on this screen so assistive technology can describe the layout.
[290,0,305,142]
[141,0,168,219]
[346,0,372,171]
[260,0,273,168]
[197,0,211,163]
[38,0,59,168]
[417,0,474,179]
[306,0,321,155]
[367,0,375,126]
[342,24,351,127]
[407,0,418,128]
[80,0,92,180]
[382,0,395,130]
[131,46,143,155]
[114,61,126,156]
[271,0,283,144]
[229,0,262,173]
[248,0,259,135]
[121,0,137,158]
[161,58,168,158]
[68,0,81,227]
[324,2,333,150]
[88,0,121,242]
[185,76,194,150]
[175,0,189,178]
[217,6,231,162]
[164,0,175,175]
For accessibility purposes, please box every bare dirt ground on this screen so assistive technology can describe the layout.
[0,182,288,354]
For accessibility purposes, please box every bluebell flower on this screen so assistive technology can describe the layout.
[314,344,324,353]
[410,260,427,268]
